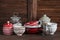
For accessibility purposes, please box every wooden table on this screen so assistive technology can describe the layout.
[0,31,60,40]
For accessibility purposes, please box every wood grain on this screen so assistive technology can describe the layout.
[37,0,60,29]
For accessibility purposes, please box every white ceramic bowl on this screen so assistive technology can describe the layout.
[44,22,57,35]
[13,26,25,36]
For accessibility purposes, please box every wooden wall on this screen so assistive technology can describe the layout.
[37,0,60,31]
[0,0,27,24]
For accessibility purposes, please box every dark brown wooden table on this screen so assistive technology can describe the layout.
[0,31,60,40]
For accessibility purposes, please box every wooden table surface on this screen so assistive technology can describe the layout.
[0,31,60,40]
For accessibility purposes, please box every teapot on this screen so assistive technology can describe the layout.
[39,14,51,25]
[39,14,51,34]
[39,14,51,29]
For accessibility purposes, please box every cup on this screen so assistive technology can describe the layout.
[46,22,57,35]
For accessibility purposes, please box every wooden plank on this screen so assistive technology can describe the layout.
[27,0,32,21]
[32,0,37,20]
[27,0,37,21]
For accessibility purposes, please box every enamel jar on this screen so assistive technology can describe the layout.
[3,21,13,35]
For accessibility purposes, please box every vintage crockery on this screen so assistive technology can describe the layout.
[44,22,57,35]
[13,22,25,36]
[3,21,13,35]
[24,21,42,33]
[39,14,57,35]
